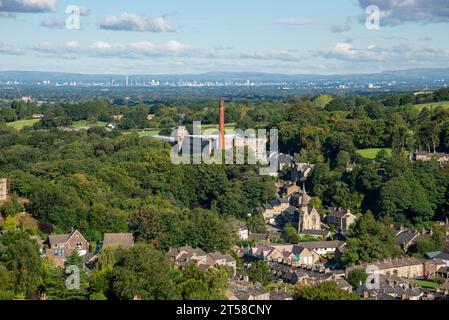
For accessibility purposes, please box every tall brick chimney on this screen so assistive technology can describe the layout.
[219,99,225,150]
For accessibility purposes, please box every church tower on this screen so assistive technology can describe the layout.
[297,184,321,233]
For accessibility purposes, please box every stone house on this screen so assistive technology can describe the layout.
[207,252,237,274]
[45,228,90,267]
[348,257,426,279]
[326,208,357,232]
[299,241,346,257]
[395,229,419,251]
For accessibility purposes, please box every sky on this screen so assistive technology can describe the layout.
[0,0,449,75]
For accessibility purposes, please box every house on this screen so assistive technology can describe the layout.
[167,246,208,268]
[299,240,345,256]
[348,257,426,279]
[168,246,236,273]
[45,228,90,267]
[269,288,293,300]
[436,267,449,279]
[326,208,357,232]
[103,233,134,249]
[106,123,118,130]
[270,198,290,215]
[426,251,449,266]
[207,252,236,274]
[260,204,275,224]
[346,163,356,173]
[227,280,270,300]
[289,246,320,266]
[295,163,315,181]
[281,182,301,199]
[395,229,419,251]
[0,178,8,204]
[236,224,249,241]
[356,274,424,300]
[424,259,447,278]
[413,151,449,166]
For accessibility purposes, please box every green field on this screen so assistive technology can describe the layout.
[414,101,449,112]
[137,130,161,137]
[201,123,236,134]
[6,119,40,130]
[70,120,108,128]
[356,148,392,159]
[416,280,440,290]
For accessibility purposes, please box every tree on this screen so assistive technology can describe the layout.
[184,208,232,252]
[347,269,368,289]
[177,265,228,300]
[5,238,43,297]
[247,260,273,286]
[294,282,358,300]
[343,212,402,266]
[111,243,179,300]
[283,224,300,244]
[2,215,16,231]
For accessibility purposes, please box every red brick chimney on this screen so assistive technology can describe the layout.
[219,99,225,150]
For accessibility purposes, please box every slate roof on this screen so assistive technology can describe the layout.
[395,230,418,246]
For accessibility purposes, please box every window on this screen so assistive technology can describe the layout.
[75,242,83,249]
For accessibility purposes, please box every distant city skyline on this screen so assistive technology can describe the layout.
[1,0,449,75]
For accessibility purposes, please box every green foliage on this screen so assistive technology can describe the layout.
[343,212,402,266]
[247,260,274,286]
[110,243,179,300]
[347,269,368,289]
[294,282,359,300]
[283,224,300,244]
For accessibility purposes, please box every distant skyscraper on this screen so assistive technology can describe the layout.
[125,75,129,87]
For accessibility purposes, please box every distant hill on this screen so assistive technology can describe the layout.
[1,68,449,84]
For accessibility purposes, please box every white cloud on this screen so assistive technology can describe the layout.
[99,12,175,32]
[0,0,56,13]
[31,40,189,59]
[0,42,24,55]
[319,41,449,63]
[40,18,64,29]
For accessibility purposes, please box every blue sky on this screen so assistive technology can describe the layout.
[1,0,449,74]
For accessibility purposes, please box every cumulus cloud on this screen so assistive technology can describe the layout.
[318,41,449,62]
[357,0,449,26]
[0,42,24,55]
[31,40,189,59]
[76,5,89,16]
[40,18,64,29]
[0,0,56,13]
[99,12,175,32]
